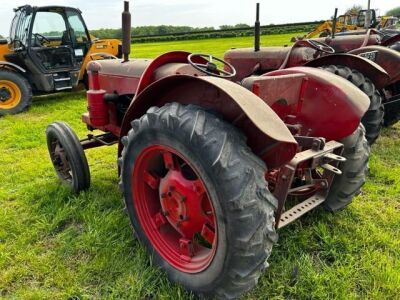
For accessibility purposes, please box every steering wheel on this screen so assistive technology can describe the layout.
[188,53,236,78]
[305,39,335,54]
[34,33,50,45]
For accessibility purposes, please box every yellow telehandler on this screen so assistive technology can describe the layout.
[0,5,122,115]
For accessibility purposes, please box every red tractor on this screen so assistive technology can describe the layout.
[46,2,370,299]
[225,5,400,143]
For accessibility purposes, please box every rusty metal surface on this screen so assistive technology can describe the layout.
[224,47,316,81]
[120,74,298,168]
[263,67,370,141]
[96,59,152,78]
[314,34,381,52]
[304,53,390,89]
[349,46,400,85]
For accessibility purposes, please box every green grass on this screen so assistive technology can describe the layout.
[1,34,400,299]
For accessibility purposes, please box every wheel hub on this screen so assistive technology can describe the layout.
[159,170,210,239]
[132,145,217,273]
[0,80,22,109]
[0,87,11,102]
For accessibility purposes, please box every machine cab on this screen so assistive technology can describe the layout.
[7,5,93,92]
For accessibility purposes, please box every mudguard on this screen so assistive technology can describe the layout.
[263,67,370,142]
[0,61,26,73]
[304,53,390,89]
[120,74,298,168]
[349,46,400,86]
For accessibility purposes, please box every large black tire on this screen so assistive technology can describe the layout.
[323,125,370,212]
[0,69,32,116]
[321,65,384,145]
[120,103,278,299]
[46,122,90,193]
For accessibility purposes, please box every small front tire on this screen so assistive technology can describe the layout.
[46,122,90,193]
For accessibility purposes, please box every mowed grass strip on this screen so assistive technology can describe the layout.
[0,34,399,299]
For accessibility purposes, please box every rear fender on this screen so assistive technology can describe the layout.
[349,46,400,85]
[120,75,298,168]
[304,53,390,89]
[263,67,370,141]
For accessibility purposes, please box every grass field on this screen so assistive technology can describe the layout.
[1,33,400,299]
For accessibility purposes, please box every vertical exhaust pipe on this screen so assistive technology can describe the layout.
[332,8,338,39]
[122,1,131,62]
[254,3,260,52]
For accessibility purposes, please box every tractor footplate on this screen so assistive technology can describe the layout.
[273,140,345,229]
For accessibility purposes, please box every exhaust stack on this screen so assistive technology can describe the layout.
[331,8,338,39]
[254,3,260,52]
[122,1,131,62]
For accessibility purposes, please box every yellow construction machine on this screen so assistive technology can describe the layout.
[0,5,122,115]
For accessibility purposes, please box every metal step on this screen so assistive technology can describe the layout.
[55,86,73,91]
[54,77,71,82]
[277,195,325,229]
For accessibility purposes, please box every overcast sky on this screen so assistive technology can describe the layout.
[0,0,398,36]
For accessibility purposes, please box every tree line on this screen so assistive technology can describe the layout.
[90,23,320,43]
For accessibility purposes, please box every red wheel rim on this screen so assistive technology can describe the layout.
[132,145,218,273]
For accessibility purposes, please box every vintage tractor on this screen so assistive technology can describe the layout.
[0,5,122,116]
[46,2,370,299]
[225,5,400,144]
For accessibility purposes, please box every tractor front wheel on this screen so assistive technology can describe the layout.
[321,65,384,145]
[120,103,277,299]
[0,69,32,116]
[46,122,90,193]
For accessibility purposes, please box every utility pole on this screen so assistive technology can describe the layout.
[365,0,371,29]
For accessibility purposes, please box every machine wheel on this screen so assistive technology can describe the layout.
[323,125,370,212]
[321,65,384,145]
[46,122,90,193]
[120,103,277,299]
[0,69,32,116]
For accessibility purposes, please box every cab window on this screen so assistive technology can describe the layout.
[32,11,67,44]
[66,11,89,43]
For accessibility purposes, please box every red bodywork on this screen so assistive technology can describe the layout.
[85,51,368,167]
[84,50,369,228]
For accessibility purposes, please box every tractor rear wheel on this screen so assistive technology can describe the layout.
[0,69,32,116]
[321,65,384,145]
[120,103,277,299]
[46,122,90,193]
[323,125,370,211]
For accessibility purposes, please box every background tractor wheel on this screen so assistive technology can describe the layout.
[120,103,277,299]
[46,122,90,193]
[0,69,32,116]
[321,65,384,145]
[323,125,370,212]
